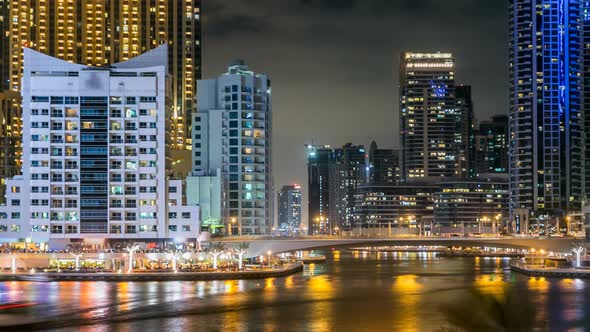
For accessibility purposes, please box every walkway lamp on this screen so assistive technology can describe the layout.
[230,217,237,236]
[267,250,272,268]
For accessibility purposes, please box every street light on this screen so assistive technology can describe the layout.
[230,217,237,236]
[267,250,272,268]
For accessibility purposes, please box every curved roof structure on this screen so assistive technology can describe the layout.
[23,44,168,72]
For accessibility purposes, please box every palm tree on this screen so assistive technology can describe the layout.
[124,242,141,273]
[439,284,542,332]
[571,241,587,268]
[66,242,85,270]
[166,244,183,271]
[208,242,225,270]
[234,242,250,270]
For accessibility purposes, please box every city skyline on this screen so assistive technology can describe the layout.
[202,1,509,224]
[0,2,588,331]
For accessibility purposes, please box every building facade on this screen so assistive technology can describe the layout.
[1,0,201,150]
[433,177,509,234]
[329,143,365,231]
[0,91,22,203]
[307,143,366,234]
[193,61,273,235]
[474,115,509,175]
[584,1,590,239]
[353,184,437,234]
[186,171,223,234]
[307,145,332,235]
[0,46,199,248]
[509,0,584,219]
[455,85,474,178]
[399,52,458,181]
[366,141,398,185]
[277,185,302,231]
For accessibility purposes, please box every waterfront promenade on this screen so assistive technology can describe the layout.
[0,262,304,281]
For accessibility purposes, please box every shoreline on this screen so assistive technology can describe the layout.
[348,248,445,253]
[298,255,326,263]
[510,264,590,279]
[0,263,303,282]
[347,248,523,257]
[439,252,524,258]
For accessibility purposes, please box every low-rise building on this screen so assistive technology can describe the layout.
[433,176,509,234]
[353,184,437,235]
[186,170,223,234]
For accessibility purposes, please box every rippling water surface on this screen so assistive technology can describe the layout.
[1,250,589,331]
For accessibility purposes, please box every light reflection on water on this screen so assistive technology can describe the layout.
[0,250,589,331]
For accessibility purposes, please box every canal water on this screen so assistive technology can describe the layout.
[1,250,589,331]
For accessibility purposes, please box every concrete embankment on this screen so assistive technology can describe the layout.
[0,263,303,282]
[439,252,524,258]
[298,255,326,263]
[348,248,445,253]
[510,264,590,279]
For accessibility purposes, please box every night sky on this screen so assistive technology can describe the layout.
[203,0,508,224]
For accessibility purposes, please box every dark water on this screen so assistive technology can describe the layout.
[1,250,589,331]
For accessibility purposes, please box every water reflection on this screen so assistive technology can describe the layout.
[392,275,422,332]
[0,250,588,331]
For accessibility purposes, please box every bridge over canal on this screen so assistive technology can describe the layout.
[218,237,581,257]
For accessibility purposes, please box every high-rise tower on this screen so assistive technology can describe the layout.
[455,85,475,178]
[509,0,584,218]
[399,52,458,181]
[193,61,273,235]
[278,185,302,231]
[0,0,201,151]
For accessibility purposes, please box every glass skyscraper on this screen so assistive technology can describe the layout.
[509,0,584,219]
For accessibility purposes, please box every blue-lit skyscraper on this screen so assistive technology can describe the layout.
[583,1,590,239]
[509,0,584,220]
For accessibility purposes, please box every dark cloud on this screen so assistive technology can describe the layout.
[205,14,270,37]
[297,0,505,19]
[202,2,272,37]
[298,0,357,10]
